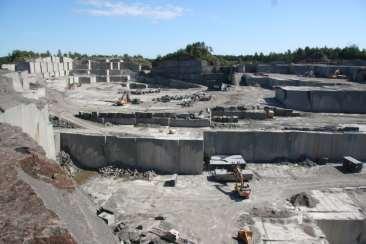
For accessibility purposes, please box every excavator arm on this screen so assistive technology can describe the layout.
[232,164,251,198]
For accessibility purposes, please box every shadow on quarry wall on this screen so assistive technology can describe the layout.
[61,132,204,174]
[317,219,366,244]
[139,75,203,89]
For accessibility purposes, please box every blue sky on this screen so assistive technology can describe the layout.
[1,0,365,58]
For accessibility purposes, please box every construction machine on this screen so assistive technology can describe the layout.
[114,90,130,106]
[237,227,253,244]
[232,164,251,198]
[114,81,131,106]
[331,69,347,79]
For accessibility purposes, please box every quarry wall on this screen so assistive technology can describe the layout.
[0,103,56,160]
[61,132,204,174]
[254,63,366,83]
[275,87,366,114]
[152,59,213,83]
[0,71,56,160]
[15,56,73,78]
[78,111,211,127]
[72,58,139,83]
[204,130,366,162]
[139,75,201,89]
[242,73,348,89]
[317,219,366,244]
[4,71,44,92]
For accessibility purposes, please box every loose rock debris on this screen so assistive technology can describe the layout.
[153,92,211,107]
[289,192,319,208]
[99,165,157,180]
[59,151,80,177]
[107,215,195,244]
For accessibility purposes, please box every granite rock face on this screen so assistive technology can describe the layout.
[0,71,56,160]
[0,124,76,244]
[152,59,213,83]
[0,123,117,244]
[275,86,366,114]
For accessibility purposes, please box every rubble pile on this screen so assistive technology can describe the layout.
[113,221,147,243]
[49,115,78,128]
[272,157,319,167]
[289,192,319,208]
[211,105,268,122]
[297,158,318,167]
[109,216,196,244]
[154,92,211,107]
[59,151,80,177]
[264,106,301,117]
[99,166,156,180]
[211,116,239,123]
[131,88,161,95]
[251,206,294,218]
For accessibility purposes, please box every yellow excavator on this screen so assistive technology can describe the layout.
[114,90,131,106]
[237,226,253,244]
[232,164,253,244]
[232,164,251,198]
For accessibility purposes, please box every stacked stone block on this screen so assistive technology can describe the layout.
[18,56,73,79]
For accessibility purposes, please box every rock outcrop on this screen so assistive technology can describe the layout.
[0,70,56,159]
[0,123,117,244]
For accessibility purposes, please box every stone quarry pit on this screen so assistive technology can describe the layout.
[1,57,366,244]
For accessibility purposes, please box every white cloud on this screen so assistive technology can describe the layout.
[78,0,184,20]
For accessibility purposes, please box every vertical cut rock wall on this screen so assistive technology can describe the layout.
[204,130,366,162]
[61,132,203,174]
[0,103,56,160]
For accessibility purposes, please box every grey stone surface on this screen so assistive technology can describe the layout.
[243,73,351,89]
[204,130,366,163]
[152,59,213,83]
[211,106,267,120]
[18,170,118,244]
[169,118,210,127]
[209,155,246,167]
[61,133,107,169]
[0,71,56,159]
[61,132,204,174]
[0,103,56,160]
[250,63,366,83]
[276,86,366,113]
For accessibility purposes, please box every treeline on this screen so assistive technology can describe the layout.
[2,44,366,67]
[0,50,52,65]
[155,42,217,64]
[155,42,366,65]
[0,49,69,65]
[218,45,366,65]
[0,50,152,69]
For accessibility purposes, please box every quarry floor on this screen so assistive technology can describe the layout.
[81,164,366,244]
[44,75,366,243]
[47,79,271,113]
[46,77,366,138]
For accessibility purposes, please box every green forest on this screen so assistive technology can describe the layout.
[157,42,366,65]
[2,43,366,67]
